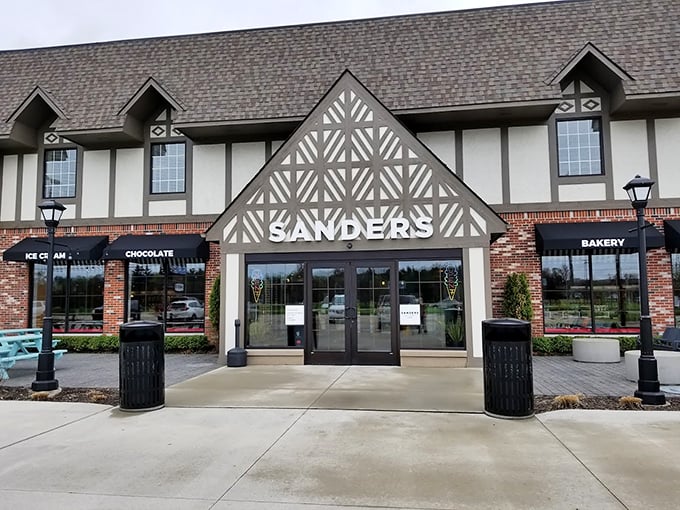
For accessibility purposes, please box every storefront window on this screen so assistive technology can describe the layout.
[673,254,680,326]
[397,259,465,349]
[246,263,304,348]
[542,254,640,334]
[128,260,206,332]
[32,263,104,333]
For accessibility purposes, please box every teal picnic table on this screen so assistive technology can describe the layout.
[0,328,67,380]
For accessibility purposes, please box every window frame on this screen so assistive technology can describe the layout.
[556,117,604,178]
[150,141,186,195]
[43,147,78,199]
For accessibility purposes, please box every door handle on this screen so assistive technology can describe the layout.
[345,307,357,320]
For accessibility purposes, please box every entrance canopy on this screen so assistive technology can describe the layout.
[102,234,209,260]
[665,220,680,253]
[3,235,108,262]
[535,222,664,254]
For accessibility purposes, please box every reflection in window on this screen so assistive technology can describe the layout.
[542,254,639,334]
[246,263,304,348]
[128,260,206,332]
[398,260,465,349]
[32,262,104,333]
[151,143,185,193]
[673,254,680,327]
[557,119,603,176]
[44,148,77,198]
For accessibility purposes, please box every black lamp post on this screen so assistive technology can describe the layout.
[623,175,666,405]
[32,199,66,392]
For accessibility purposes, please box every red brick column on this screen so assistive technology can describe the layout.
[103,260,125,335]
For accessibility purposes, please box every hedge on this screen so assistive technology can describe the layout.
[55,334,214,353]
[532,335,638,356]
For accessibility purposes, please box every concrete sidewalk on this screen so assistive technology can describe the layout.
[0,353,643,396]
[1,365,679,509]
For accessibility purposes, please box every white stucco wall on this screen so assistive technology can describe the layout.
[417,131,456,172]
[232,142,266,199]
[654,118,680,199]
[610,120,649,201]
[462,129,502,204]
[223,252,241,352]
[20,154,38,221]
[114,148,144,217]
[0,155,18,221]
[148,200,187,216]
[82,150,110,218]
[508,126,551,203]
[465,246,488,359]
[193,144,226,214]
[558,183,606,202]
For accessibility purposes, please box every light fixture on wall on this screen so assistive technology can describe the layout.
[623,175,665,405]
[32,199,66,392]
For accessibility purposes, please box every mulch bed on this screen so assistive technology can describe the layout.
[1,386,679,412]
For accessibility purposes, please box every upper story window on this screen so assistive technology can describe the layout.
[557,118,603,176]
[43,148,77,198]
[554,80,605,177]
[151,142,185,194]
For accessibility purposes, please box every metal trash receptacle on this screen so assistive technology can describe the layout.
[482,318,533,418]
[119,321,165,411]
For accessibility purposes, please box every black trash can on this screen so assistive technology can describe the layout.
[482,318,533,419]
[119,321,165,411]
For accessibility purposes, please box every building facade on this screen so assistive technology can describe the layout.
[1,0,679,367]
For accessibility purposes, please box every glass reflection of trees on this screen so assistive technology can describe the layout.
[542,254,640,334]
[246,263,304,348]
[32,263,104,332]
[128,261,206,332]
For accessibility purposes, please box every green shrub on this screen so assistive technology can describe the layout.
[531,335,573,355]
[209,274,220,332]
[56,335,119,352]
[501,273,533,321]
[55,334,213,353]
[618,336,638,353]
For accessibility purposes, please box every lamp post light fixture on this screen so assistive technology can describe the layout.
[623,175,666,405]
[32,199,66,392]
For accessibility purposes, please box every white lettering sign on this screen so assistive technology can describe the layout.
[24,252,67,261]
[124,249,175,258]
[580,238,626,248]
[268,217,433,243]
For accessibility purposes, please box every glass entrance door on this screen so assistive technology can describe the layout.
[308,262,396,365]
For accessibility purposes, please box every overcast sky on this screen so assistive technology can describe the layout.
[1,0,562,51]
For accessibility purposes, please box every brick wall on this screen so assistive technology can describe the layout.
[491,208,680,337]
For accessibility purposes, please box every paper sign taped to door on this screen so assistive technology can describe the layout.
[400,304,421,325]
[285,305,305,326]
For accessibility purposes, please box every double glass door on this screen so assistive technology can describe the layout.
[309,262,397,365]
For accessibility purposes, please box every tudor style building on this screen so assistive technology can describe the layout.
[1,0,679,367]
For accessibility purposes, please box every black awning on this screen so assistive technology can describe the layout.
[102,234,209,260]
[3,236,108,263]
[665,220,680,253]
[535,222,665,254]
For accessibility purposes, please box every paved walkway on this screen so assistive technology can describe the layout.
[0,352,648,396]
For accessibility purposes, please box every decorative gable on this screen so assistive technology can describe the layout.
[206,71,505,252]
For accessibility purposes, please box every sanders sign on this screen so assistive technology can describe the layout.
[269,217,433,243]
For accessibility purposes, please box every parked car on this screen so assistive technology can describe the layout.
[327,294,345,323]
[166,298,205,321]
[33,300,46,318]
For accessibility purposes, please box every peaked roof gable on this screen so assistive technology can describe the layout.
[118,77,185,118]
[6,86,68,125]
[547,42,633,89]
[206,71,505,252]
